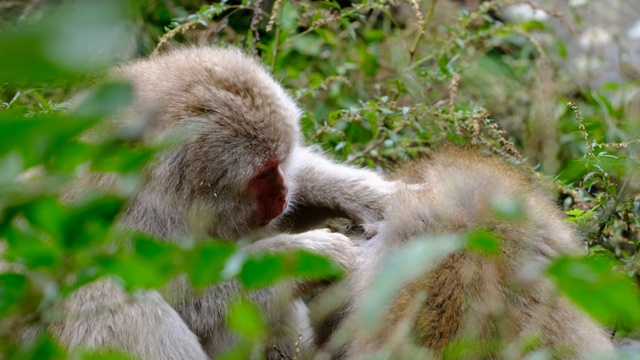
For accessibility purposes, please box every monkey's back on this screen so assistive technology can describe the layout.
[349,147,614,359]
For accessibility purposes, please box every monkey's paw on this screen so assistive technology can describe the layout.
[343,222,380,240]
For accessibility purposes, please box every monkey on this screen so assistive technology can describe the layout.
[48,46,397,360]
[311,146,616,359]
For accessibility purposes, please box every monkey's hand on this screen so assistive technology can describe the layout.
[288,229,355,300]
[292,228,356,271]
[344,222,382,240]
[249,229,356,271]
[290,148,399,226]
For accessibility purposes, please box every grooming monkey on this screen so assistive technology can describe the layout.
[313,147,615,359]
[52,46,396,359]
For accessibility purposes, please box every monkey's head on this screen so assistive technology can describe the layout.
[117,46,303,239]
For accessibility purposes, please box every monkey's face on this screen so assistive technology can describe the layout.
[157,115,297,239]
[247,159,289,226]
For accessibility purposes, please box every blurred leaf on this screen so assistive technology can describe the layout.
[186,241,236,289]
[81,350,136,360]
[12,333,66,360]
[3,227,62,268]
[239,249,345,289]
[289,250,344,279]
[21,197,68,241]
[520,20,546,32]
[0,273,30,315]
[239,252,285,289]
[0,1,133,82]
[294,35,323,56]
[227,299,266,341]
[358,46,380,76]
[0,111,99,168]
[0,152,23,185]
[64,195,125,249]
[97,255,168,290]
[466,230,501,257]
[548,255,640,329]
[96,234,179,290]
[91,143,155,173]
[361,234,462,327]
[72,82,133,119]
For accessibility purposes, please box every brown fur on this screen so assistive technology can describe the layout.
[54,46,394,359]
[316,147,615,359]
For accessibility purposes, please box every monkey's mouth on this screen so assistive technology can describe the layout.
[257,196,288,227]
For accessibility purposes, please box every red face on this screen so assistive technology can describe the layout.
[248,159,288,225]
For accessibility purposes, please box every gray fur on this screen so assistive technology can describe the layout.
[56,46,392,359]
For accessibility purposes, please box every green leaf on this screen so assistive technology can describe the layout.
[465,230,501,257]
[21,197,68,241]
[0,273,31,315]
[4,227,62,268]
[64,195,126,249]
[91,143,154,173]
[96,236,181,290]
[239,252,286,288]
[186,241,236,289]
[72,82,133,120]
[0,112,100,169]
[81,350,136,360]
[227,299,266,341]
[548,255,640,329]
[238,249,345,289]
[0,1,133,83]
[13,333,66,360]
[288,250,344,279]
[520,20,546,32]
[97,255,168,290]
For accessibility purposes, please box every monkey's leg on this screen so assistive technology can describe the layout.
[53,280,207,360]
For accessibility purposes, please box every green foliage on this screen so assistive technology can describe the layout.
[239,249,345,289]
[548,255,640,330]
[465,229,501,257]
[1,0,639,358]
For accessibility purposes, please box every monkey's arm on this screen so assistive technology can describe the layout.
[284,147,393,230]
[53,280,208,360]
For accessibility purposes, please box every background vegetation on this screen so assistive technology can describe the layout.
[0,0,639,358]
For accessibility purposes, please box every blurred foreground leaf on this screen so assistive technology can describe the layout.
[548,255,640,330]
[361,234,462,327]
[465,230,501,257]
[186,242,236,289]
[239,250,344,289]
[0,273,31,316]
[0,1,133,83]
[12,334,66,360]
[228,299,266,340]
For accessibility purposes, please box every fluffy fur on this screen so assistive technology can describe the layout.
[316,147,615,359]
[55,46,393,359]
